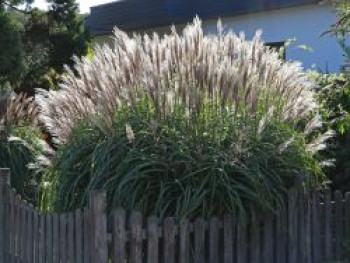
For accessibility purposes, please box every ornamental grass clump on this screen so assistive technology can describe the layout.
[38,18,328,218]
[0,85,51,203]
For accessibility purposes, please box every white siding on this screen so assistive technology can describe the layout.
[202,3,343,72]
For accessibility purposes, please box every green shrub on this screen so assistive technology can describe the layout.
[0,87,51,203]
[312,72,350,190]
[38,19,327,218]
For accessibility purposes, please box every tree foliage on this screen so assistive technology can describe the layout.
[0,0,91,93]
[0,7,24,85]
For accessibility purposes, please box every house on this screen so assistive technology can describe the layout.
[85,0,343,72]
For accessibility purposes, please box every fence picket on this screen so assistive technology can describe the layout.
[288,188,298,263]
[312,191,321,263]
[0,169,9,263]
[27,204,34,263]
[147,216,158,263]
[306,193,312,263]
[33,209,39,263]
[59,214,67,263]
[263,215,273,263]
[75,209,83,263]
[237,221,247,263]
[324,189,332,261]
[68,213,75,263]
[250,215,260,263]
[298,190,307,263]
[89,191,108,263]
[5,188,12,262]
[209,217,219,263]
[39,214,46,263]
[345,192,350,260]
[194,218,205,263]
[112,208,126,263]
[8,189,16,262]
[179,219,190,263]
[52,214,59,263]
[21,202,27,262]
[46,214,53,263]
[14,195,21,261]
[83,208,90,263]
[335,190,344,261]
[276,203,287,263]
[224,214,234,263]
[130,211,143,263]
[345,192,350,241]
[164,217,176,263]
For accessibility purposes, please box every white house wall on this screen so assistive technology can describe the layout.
[94,3,343,72]
[202,3,342,73]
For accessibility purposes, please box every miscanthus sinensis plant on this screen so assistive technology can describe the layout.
[37,18,330,218]
[0,85,52,203]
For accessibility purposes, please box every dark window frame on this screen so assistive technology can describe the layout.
[265,41,286,60]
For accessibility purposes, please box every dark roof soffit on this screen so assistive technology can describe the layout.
[86,0,320,36]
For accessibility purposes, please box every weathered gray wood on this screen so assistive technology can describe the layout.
[112,208,126,263]
[27,205,34,263]
[237,221,247,263]
[14,196,21,260]
[130,211,143,263]
[45,214,53,263]
[20,202,27,262]
[297,189,307,263]
[179,219,190,263]
[312,191,321,263]
[59,214,67,263]
[75,209,83,263]
[83,208,90,263]
[324,189,332,261]
[68,212,74,263]
[224,214,234,263]
[288,188,298,263]
[4,188,11,262]
[250,215,260,263]
[263,215,273,263]
[164,217,176,263]
[89,191,108,263]
[335,190,343,261]
[52,214,59,263]
[9,190,15,263]
[33,210,39,263]
[209,217,219,263]
[146,216,158,263]
[0,169,10,263]
[345,192,350,245]
[194,218,205,263]
[306,193,312,263]
[276,203,287,263]
[39,214,46,263]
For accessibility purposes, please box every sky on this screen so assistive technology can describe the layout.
[32,0,115,14]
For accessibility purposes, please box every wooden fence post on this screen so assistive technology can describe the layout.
[89,190,108,263]
[0,168,10,263]
[288,188,298,263]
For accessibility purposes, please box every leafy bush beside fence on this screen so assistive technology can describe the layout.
[0,86,50,203]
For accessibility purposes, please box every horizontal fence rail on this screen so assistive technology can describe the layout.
[0,168,349,263]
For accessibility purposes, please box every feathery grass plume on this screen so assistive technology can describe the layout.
[38,18,328,218]
[0,85,52,203]
[37,18,318,144]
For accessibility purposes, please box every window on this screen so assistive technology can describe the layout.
[265,41,286,60]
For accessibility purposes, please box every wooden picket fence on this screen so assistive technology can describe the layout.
[0,168,350,263]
